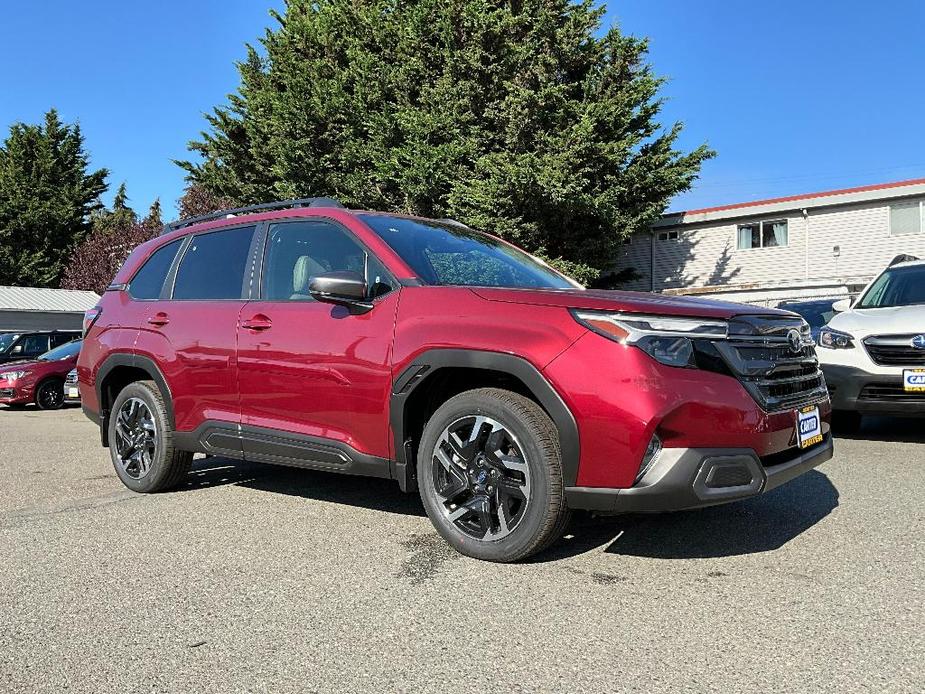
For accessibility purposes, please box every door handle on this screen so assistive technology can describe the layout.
[241,315,273,331]
[147,312,169,327]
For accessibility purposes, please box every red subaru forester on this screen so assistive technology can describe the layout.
[78,199,833,562]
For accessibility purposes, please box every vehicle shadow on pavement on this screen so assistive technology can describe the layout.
[537,470,839,562]
[179,457,838,560]
[833,416,925,444]
[178,456,427,517]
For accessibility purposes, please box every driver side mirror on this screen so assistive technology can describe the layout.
[11,344,22,354]
[309,270,373,313]
[832,298,852,313]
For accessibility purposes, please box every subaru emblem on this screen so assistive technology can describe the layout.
[912,334,925,350]
[787,328,803,354]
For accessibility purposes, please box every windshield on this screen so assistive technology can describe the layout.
[779,301,836,328]
[856,265,925,309]
[359,214,579,289]
[38,339,82,361]
[0,334,19,353]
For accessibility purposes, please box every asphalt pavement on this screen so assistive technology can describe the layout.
[1,407,922,693]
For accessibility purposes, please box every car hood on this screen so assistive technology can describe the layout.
[0,358,38,372]
[470,287,789,320]
[828,304,925,339]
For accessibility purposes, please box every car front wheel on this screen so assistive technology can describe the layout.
[417,388,570,562]
[35,379,64,410]
[108,380,192,493]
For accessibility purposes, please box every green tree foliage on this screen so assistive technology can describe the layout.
[0,109,108,287]
[143,198,163,229]
[89,181,138,234]
[180,0,712,286]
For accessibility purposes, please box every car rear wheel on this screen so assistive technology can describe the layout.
[108,380,192,493]
[35,379,64,410]
[417,388,570,563]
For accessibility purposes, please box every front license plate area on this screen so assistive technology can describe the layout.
[67,387,79,398]
[903,369,925,392]
[797,405,823,449]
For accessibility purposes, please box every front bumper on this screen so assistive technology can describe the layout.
[822,363,925,416]
[565,435,833,513]
[0,383,29,405]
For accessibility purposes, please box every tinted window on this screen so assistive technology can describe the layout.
[39,339,81,361]
[173,226,256,300]
[359,214,577,289]
[130,239,182,300]
[51,332,78,347]
[264,221,394,301]
[17,334,49,356]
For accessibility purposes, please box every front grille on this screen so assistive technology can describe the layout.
[863,335,925,366]
[859,382,925,402]
[708,315,828,412]
[65,370,78,385]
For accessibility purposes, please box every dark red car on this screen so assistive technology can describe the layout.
[78,199,833,562]
[1,338,82,410]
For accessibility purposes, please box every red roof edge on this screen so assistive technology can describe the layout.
[682,177,925,217]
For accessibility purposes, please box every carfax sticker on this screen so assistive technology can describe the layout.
[903,369,925,392]
[797,405,823,449]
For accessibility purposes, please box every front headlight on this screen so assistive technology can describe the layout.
[571,310,727,368]
[818,327,855,349]
[0,370,29,381]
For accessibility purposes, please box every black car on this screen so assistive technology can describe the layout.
[0,331,81,364]
[776,299,838,342]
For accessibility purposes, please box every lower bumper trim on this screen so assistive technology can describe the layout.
[565,436,834,513]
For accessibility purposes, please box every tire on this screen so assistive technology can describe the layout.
[832,409,862,434]
[417,388,570,562]
[34,378,65,410]
[108,380,192,493]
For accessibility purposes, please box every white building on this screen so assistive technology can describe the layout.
[0,286,99,332]
[615,177,925,306]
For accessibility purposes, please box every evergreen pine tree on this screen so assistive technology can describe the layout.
[0,109,108,286]
[179,0,713,285]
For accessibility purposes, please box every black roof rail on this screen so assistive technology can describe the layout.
[162,197,346,234]
[888,253,920,266]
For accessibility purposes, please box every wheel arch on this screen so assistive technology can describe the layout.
[96,353,173,447]
[390,349,579,491]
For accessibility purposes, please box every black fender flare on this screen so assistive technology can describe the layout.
[95,353,174,445]
[389,349,580,489]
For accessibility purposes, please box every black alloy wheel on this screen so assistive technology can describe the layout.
[432,415,531,540]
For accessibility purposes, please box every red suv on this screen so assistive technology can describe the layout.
[1,338,81,409]
[78,199,833,562]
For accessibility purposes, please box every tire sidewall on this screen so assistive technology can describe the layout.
[108,382,172,493]
[417,392,558,562]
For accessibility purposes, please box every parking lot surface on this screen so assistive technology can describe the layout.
[1,407,922,693]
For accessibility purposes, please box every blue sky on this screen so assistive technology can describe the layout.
[1,1,922,218]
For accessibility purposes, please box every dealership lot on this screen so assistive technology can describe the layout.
[1,408,922,693]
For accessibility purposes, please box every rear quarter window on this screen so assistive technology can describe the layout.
[129,239,183,300]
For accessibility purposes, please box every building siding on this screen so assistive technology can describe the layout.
[615,194,925,297]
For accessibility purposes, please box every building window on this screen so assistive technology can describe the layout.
[657,230,679,241]
[737,220,788,249]
[890,201,923,236]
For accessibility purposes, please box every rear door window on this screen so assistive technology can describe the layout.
[172,226,257,300]
[129,239,183,300]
